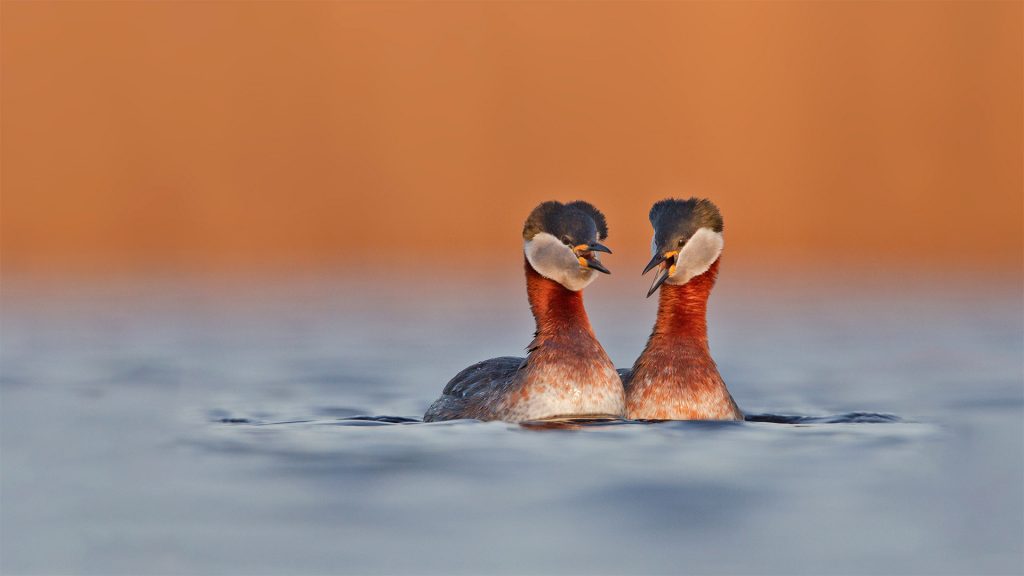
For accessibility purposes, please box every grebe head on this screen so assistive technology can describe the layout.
[523,200,612,291]
[642,198,724,297]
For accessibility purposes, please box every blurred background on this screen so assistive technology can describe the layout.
[2,3,1022,575]
[2,1,1021,278]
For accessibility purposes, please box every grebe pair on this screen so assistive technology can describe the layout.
[423,198,741,423]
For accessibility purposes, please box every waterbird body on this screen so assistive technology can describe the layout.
[621,198,743,420]
[423,201,625,422]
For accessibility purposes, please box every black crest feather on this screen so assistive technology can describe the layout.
[648,197,723,252]
[649,197,723,233]
[522,200,610,242]
[522,201,563,240]
[565,200,609,240]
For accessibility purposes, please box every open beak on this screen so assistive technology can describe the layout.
[642,250,677,297]
[642,253,666,275]
[574,243,612,274]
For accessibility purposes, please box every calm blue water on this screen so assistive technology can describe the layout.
[2,271,1022,575]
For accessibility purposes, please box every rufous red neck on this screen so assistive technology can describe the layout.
[650,258,720,342]
[524,257,594,341]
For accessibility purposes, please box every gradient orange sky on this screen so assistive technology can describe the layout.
[2,1,1021,275]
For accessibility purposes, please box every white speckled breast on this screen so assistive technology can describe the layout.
[503,353,625,421]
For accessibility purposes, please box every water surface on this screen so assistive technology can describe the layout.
[2,273,1021,574]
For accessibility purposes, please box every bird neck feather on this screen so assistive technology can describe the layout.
[524,257,594,344]
[650,258,719,343]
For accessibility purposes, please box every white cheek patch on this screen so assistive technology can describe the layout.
[524,232,598,292]
[667,227,723,285]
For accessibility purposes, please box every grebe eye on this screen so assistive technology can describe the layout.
[678,238,686,246]
[561,235,573,246]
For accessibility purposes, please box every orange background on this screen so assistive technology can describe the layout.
[2,1,1021,276]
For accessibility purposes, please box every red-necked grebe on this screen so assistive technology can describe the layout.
[621,198,743,421]
[423,200,625,422]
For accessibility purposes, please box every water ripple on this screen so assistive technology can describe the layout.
[214,412,904,428]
